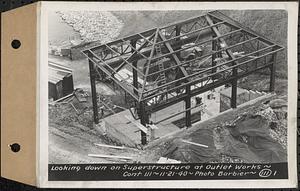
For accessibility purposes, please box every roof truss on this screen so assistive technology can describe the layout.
[82,10,284,112]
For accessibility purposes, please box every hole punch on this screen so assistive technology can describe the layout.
[10,143,21,152]
[11,39,21,49]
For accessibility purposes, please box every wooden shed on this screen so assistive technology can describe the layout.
[48,61,74,101]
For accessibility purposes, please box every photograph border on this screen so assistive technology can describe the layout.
[38,1,298,188]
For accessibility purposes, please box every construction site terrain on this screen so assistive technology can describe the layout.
[48,10,288,164]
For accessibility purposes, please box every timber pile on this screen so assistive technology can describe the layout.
[58,11,123,43]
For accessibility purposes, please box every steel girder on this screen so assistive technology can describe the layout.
[82,10,284,129]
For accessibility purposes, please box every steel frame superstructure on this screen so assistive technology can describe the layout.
[82,11,284,145]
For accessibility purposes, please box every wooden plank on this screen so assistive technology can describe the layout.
[157,157,181,163]
[181,139,209,148]
[70,103,79,114]
[149,124,159,130]
[94,143,125,150]
[125,115,148,133]
[98,97,115,114]
[88,154,133,160]
[49,92,74,104]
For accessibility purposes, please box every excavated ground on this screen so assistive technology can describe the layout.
[144,96,288,163]
[48,10,288,164]
[49,89,287,164]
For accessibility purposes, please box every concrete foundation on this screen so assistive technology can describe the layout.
[101,86,269,147]
[220,87,270,112]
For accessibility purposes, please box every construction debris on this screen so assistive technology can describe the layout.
[88,154,133,160]
[94,143,125,150]
[48,10,288,165]
[181,139,209,148]
[70,103,79,114]
[58,11,123,43]
[157,157,181,164]
[125,115,148,133]
[49,92,74,104]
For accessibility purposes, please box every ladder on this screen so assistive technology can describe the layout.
[155,44,167,102]
[155,45,167,85]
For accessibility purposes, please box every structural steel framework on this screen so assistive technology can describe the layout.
[82,11,284,145]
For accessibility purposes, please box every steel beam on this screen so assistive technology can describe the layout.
[89,59,99,124]
[206,14,238,108]
[139,102,148,145]
[143,48,281,101]
[185,85,192,128]
[152,29,241,62]
[146,63,272,113]
[158,31,189,78]
[212,34,217,78]
[104,44,145,77]
[269,52,277,92]
[147,36,259,77]
[87,28,157,52]
[153,102,204,124]
[175,25,181,59]
[84,52,140,101]
[131,40,139,96]
[83,49,142,96]
[139,29,161,102]
[207,11,283,47]
[156,21,225,46]
[88,29,214,68]
[143,44,280,97]
[231,80,237,108]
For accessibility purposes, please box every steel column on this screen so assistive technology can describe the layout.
[212,34,217,79]
[269,53,277,92]
[175,25,182,59]
[89,59,99,124]
[139,102,148,145]
[131,40,139,96]
[206,15,238,109]
[231,60,238,109]
[146,63,272,113]
[231,80,237,108]
[185,85,192,128]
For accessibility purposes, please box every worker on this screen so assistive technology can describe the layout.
[195,96,202,105]
[100,106,104,117]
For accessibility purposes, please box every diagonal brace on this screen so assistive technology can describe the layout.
[158,31,189,78]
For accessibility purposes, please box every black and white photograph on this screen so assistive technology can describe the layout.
[40,1,298,188]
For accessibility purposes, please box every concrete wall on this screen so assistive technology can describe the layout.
[220,88,252,112]
[95,120,139,148]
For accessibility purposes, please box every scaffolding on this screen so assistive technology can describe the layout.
[82,11,284,145]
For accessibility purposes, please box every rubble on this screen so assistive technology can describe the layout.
[162,99,288,163]
[57,11,124,43]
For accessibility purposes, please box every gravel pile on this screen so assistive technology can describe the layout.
[58,11,123,43]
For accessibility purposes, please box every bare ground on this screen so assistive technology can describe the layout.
[49,92,287,164]
[48,10,288,164]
